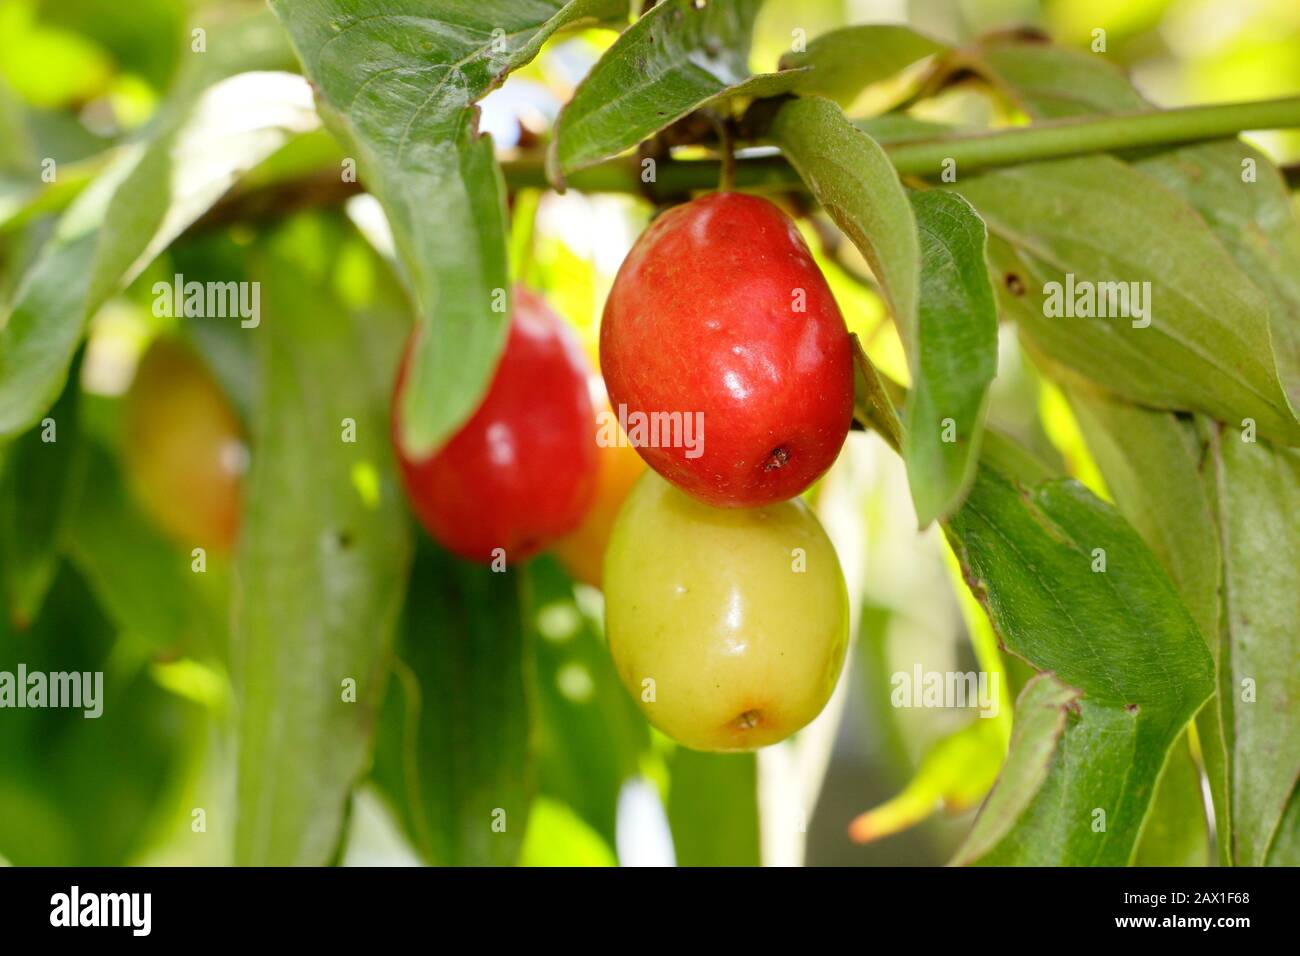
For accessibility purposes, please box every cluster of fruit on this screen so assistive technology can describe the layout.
[121,193,855,753]
[395,193,854,752]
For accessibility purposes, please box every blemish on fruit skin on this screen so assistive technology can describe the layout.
[764,446,790,471]
[732,709,762,731]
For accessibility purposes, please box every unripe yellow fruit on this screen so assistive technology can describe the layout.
[552,378,647,588]
[604,471,849,752]
[122,339,244,553]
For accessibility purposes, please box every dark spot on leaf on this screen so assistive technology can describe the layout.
[1125,703,1139,714]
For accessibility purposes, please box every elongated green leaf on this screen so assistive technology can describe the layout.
[954,156,1300,443]
[0,563,200,865]
[1213,432,1300,866]
[1137,143,1300,411]
[528,557,649,846]
[520,797,616,866]
[0,357,84,628]
[969,42,1147,120]
[779,24,944,107]
[549,0,801,183]
[770,96,919,381]
[779,102,990,522]
[0,11,305,440]
[953,673,1078,865]
[1066,389,1220,644]
[1265,785,1300,865]
[968,40,1300,419]
[269,0,624,458]
[66,443,221,657]
[1062,391,1233,863]
[1134,732,1210,866]
[854,113,958,144]
[944,463,1214,864]
[233,218,411,866]
[974,40,1300,865]
[372,539,533,867]
[850,334,902,451]
[667,749,760,866]
[948,467,1213,707]
[850,717,1004,844]
[904,190,996,524]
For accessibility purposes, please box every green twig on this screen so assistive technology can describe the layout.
[509,94,1300,195]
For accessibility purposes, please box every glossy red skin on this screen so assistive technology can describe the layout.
[393,288,597,563]
[600,192,854,507]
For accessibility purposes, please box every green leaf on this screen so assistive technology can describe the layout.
[232,218,412,866]
[66,443,221,657]
[1134,732,1210,866]
[850,334,903,451]
[953,673,1078,866]
[0,358,84,628]
[944,462,1215,864]
[954,155,1300,444]
[520,797,616,866]
[777,102,991,522]
[904,190,997,524]
[850,717,1005,844]
[965,40,1300,429]
[269,0,625,458]
[528,557,649,846]
[667,749,760,866]
[779,24,944,107]
[966,45,1300,864]
[1065,389,1220,645]
[549,0,803,183]
[853,113,958,144]
[0,9,307,441]
[947,467,1213,708]
[969,41,1147,120]
[1062,391,1235,863]
[372,539,533,867]
[770,96,919,392]
[1265,785,1300,865]
[1212,433,1300,866]
[1137,142,1300,412]
[0,563,200,865]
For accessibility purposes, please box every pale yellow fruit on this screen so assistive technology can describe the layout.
[604,471,849,752]
[122,339,244,553]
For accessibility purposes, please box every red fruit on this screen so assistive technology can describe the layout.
[393,287,598,563]
[600,192,853,508]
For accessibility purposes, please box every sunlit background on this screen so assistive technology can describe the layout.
[1,0,1296,866]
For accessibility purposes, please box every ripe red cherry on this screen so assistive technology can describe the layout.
[600,192,853,508]
[393,287,598,564]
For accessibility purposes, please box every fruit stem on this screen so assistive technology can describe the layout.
[716,115,737,192]
[506,94,1300,195]
[700,108,737,191]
